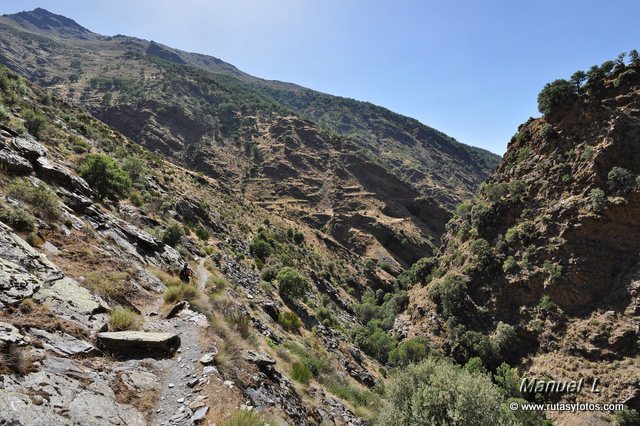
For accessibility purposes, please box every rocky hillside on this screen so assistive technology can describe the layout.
[0,8,499,211]
[405,54,640,424]
[0,64,410,425]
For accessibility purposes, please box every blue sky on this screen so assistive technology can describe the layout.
[1,1,638,154]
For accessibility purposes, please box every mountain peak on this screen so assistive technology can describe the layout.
[4,8,91,37]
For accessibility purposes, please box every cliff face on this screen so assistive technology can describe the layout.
[406,59,640,424]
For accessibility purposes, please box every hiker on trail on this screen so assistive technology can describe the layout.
[179,262,194,283]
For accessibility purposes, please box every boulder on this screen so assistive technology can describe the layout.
[0,258,41,307]
[96,331,181,355]
[0,149,33,174]
[164,300,189,319]
[199,349,218,365]
[34,157,93,196]
[11,135,47,160]
[191,406,209,423]
[241,350,276,367]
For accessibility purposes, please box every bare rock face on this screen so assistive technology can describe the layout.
[0,222,62,283]
[97,331,181,355]
[34,277,109,317]
[0,258,41,307]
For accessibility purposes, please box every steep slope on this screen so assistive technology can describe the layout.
[0,65,399,425]
[405,55,640,424]
[0,8,499,211]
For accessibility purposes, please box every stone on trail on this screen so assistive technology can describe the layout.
[97,331,181,355]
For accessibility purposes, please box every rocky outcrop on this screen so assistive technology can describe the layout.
[12,135,48,160]
[34,157,93,197]
[0,222,62,282]
[0,148,33,174]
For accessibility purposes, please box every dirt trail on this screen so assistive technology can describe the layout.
[148,257,214,425]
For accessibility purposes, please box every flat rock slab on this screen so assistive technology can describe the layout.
[34,277,109,317]
[97,331,181,355]
[0,223,62,283]
[30,328,96,357]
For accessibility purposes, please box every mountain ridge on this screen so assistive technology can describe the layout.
[0,8,500,207]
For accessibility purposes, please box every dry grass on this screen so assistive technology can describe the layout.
[108,307,142,331]
[0,344,38,376]
[84,270,130,299]
[111,373,160,418]
[163,284,200,304]
[2,304,89,340]
[151,267,183,287]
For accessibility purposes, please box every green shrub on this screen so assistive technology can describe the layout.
[109,307,141,331]
[543,261,563,283]
[6,178,60,219]
[427,273,467,319]
[79,154,131,200]
[617,408,640,426]
[411,257,437,282]
[456,329,498,368]
[129,190,144,207]
[315,306,337,327]
[379,357,516,425]
[284,342,329,377]
[608,166,635,192]
[22,108,48,137]
[277,311,301,331]
[122,155,147,185]
[538,295,558,313]
[276,267,309,301]
[589,188,606,212]
[537,79,575,115]
[493,362,521,398]
[325,375,375,407]
[195,225,210,241]
[503,256,517,272]
[352,324,397,364]
[0,104,10,123]
[493,322,519,356]
[162,221,184,247]
[291,361,312,384]
[363,258,377,274]
[464,357,488,375]
[378,260,394,274]
[388,337,429,367]
[249,237,271,260]
[505,220,537,246]
[206,274,228,292]
[292,230,304,244]
[260,267,277,282]
[0,207,35,232]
